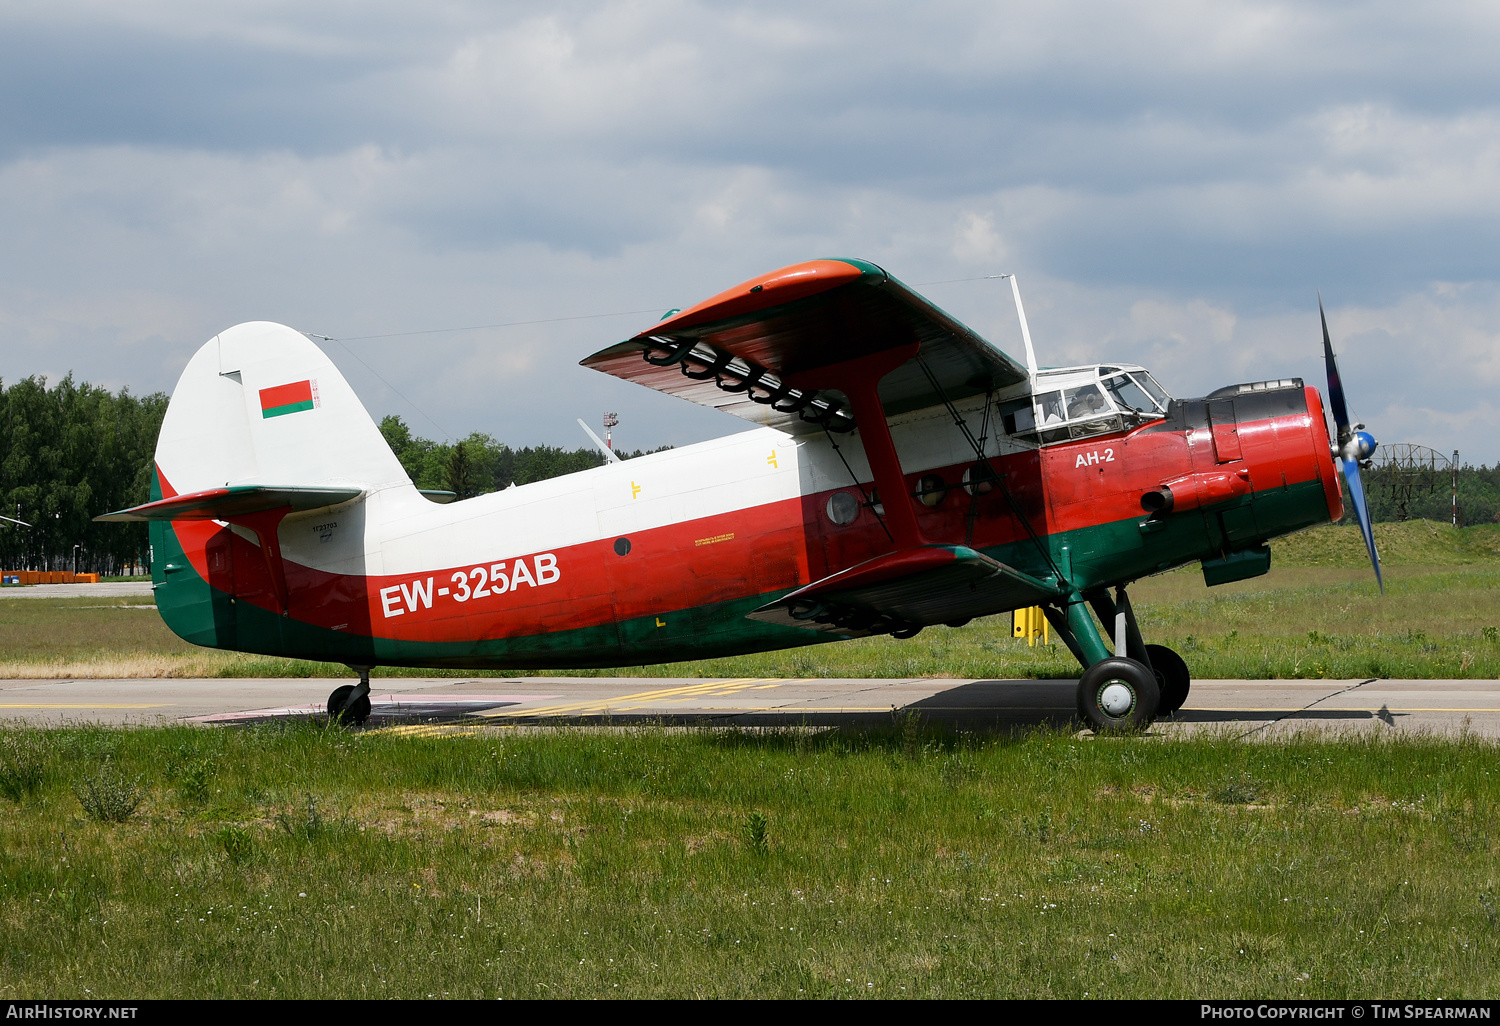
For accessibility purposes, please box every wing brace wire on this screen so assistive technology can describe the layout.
[915,357,1065,587]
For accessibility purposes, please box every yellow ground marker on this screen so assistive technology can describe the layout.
[478,679,797,719]
[365,723,487,739]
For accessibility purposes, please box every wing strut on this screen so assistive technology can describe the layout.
[786,344,926,548]
[914,357,1066,587]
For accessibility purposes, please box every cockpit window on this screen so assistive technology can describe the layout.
[1007,365,1169,445]
[1035,390,1064,425]
[1064,384,1107,419]
[1102,374,1159,414]
[1134,371,1171,411]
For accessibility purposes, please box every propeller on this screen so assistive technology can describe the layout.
[1320,294,1383,594]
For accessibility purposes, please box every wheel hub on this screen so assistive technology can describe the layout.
[1098,681,1135,716]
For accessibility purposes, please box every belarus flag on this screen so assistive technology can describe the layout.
[259,379,319,419]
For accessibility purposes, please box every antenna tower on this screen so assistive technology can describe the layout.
[1372,444,1455,523]
[603,412,619,451]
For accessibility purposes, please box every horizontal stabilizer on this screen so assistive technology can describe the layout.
[748,544,1060,637]
[95,484,362,522]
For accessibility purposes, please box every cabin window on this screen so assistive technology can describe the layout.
[1035,390,1064,426]
[1008,404,1036,434]
[962,463,997,495]
[916,474,947,507]
[826,491,860,525]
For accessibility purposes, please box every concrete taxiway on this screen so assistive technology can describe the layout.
[2,675,1498,737]
[0,582,156,599]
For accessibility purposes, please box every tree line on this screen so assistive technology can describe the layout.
[0,376,166,575]
[5,373,1498,574]
[0,379,667,573]
[376,415,670,498]
[1354,461,1500,527]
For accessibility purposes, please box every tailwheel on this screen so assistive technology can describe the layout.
[327,682,372,726]
[1077,657,1159,733]
[1145,644,1191,715]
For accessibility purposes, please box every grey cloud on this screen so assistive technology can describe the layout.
[2,1,1499,459]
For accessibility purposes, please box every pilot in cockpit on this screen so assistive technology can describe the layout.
[1066,384,1107,419]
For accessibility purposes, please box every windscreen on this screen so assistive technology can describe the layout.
[1102,373,1160,414]
[1133,371,1172,410]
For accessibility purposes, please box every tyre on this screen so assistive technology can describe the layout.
[1145,644,1191,715]
[1077,657,1159,732]
[327,684,372,725]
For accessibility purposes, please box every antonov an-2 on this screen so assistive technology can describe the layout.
[100,259,1381,730]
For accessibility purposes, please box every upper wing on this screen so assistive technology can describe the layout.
[580,259,1029,434]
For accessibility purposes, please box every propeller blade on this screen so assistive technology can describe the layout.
[1340,455,1384,594]
[1320,295,1352,443]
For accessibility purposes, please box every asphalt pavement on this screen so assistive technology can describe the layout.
[2,675,1497,737]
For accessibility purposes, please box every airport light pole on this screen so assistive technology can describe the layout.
[1453,450,1459,526]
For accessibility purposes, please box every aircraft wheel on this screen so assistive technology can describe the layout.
[1145,644,1191,715]
[327,685,372,726]
[1077,657,1159,733]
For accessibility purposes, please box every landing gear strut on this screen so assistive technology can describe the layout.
[1046,584,1168,732]
[328,666,372,725]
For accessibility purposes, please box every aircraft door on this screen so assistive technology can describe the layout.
[1208,400,1243,463]
[1206,399,1261,547]
[204,525,238,649]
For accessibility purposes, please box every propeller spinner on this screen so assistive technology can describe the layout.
[1320,296,1384,593]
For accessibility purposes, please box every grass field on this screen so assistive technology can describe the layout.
[1,521,1497,680]
[2,720,1498,998]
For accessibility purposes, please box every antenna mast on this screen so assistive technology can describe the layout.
[1004,274,1039,384]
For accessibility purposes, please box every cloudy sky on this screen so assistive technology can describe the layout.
[2,1,1497,461]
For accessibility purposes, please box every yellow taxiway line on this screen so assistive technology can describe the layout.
[477,678,802,718]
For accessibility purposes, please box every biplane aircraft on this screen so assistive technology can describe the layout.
[99,258,1382,730]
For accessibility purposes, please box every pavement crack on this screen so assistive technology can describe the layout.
[1235,678,1380,739]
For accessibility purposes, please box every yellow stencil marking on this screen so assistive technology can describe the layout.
[631,481,642,499]
[694,532,734,546]
[655,616,667,627]
[767,450,779,469]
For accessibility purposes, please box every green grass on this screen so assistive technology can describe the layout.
[2,722,1499,998]
[3,522,1498,680]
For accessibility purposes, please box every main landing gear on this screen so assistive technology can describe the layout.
[327,666,373,726]
[1043,586,1192,732]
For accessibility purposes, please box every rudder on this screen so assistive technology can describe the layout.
[155,321,409,498]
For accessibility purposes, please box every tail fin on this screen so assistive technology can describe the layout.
[155,321,409,498]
